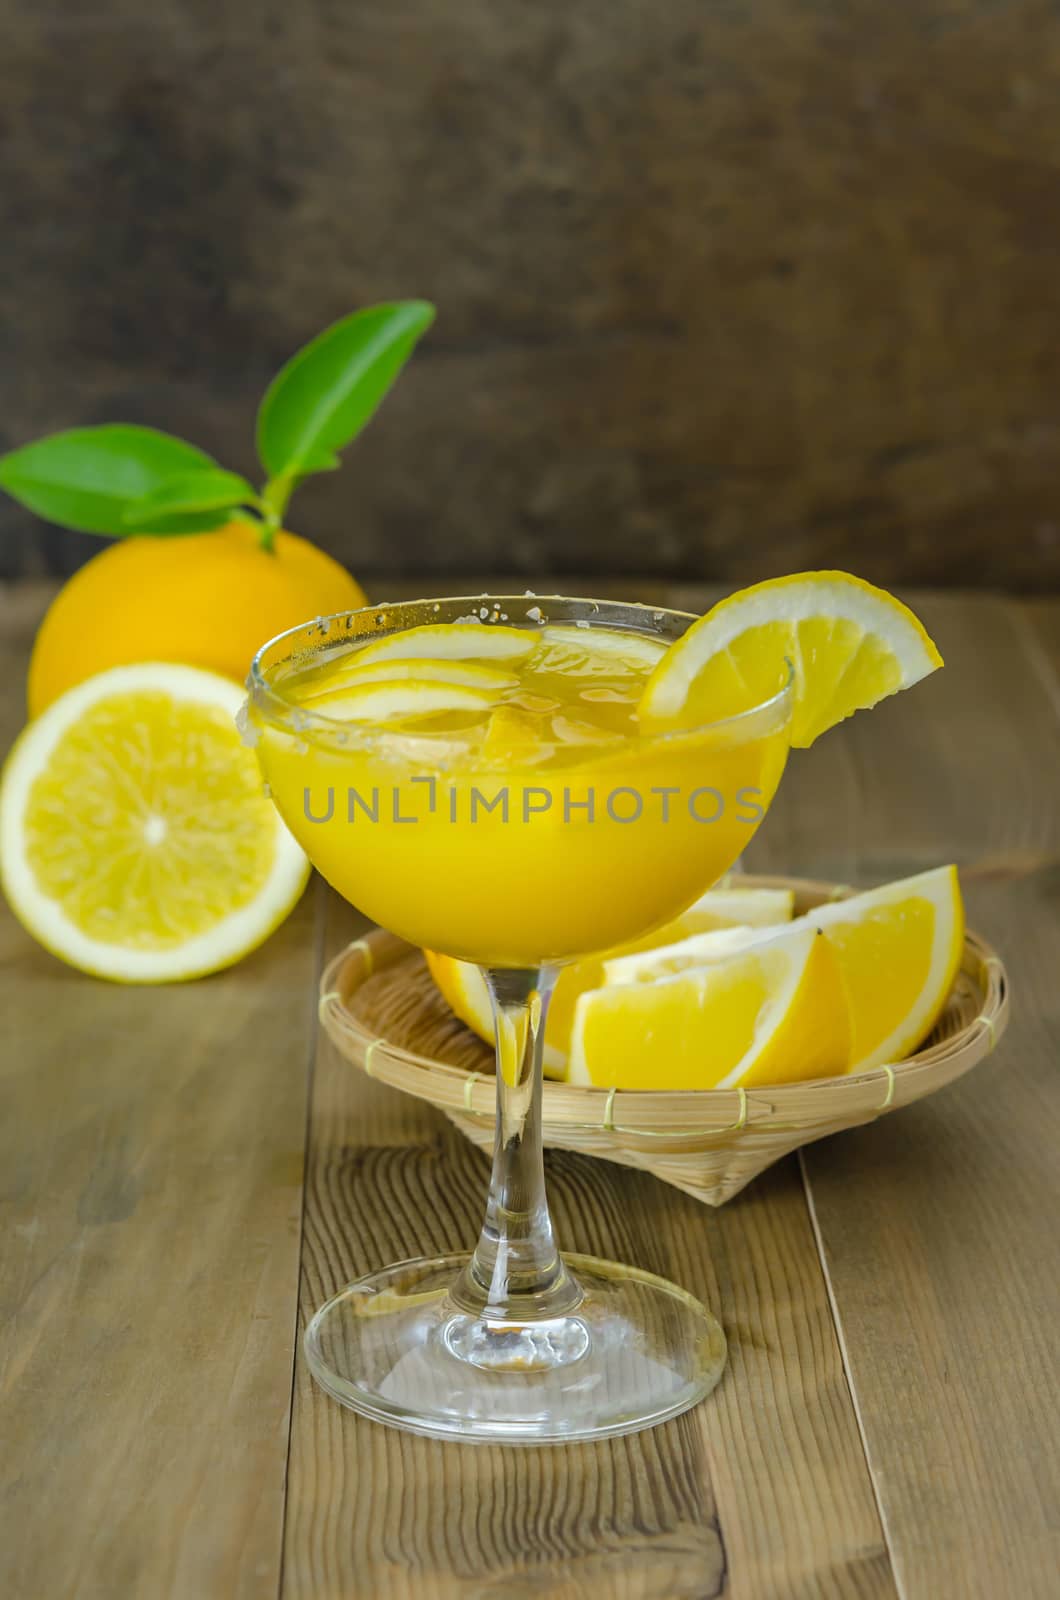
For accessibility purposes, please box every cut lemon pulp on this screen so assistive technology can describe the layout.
[639,571,943,747]
[805,865,964,1068]
[0,663,309,982]
[478,703,553,764]
[601,926,760,985]
[302,657,519,697]
[568,924,850,1090]
[353,622,538,666]
[299,679,498,726]
[425,884,797,1077]
[528,625,667,677]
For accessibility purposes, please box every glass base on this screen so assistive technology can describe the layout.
[304,1251,727,1444]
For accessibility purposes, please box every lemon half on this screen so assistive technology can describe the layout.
[1,663,309,982]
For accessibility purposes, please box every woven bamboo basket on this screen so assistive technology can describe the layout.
[318,875,1010,1205]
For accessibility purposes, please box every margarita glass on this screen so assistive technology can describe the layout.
[246,595,793,1443]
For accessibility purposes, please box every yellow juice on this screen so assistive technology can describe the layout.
[251,620,790,966]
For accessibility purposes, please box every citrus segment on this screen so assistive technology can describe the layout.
[806,865,963,1068]
[529,625,667,678]
[682,885,795,929]
[567,924,850,1091]
[601,926,759,985]
[477,703,553,764]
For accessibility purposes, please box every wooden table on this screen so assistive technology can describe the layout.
[2,582,1057,1600]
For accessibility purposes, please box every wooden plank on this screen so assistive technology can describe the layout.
[743,594,1060,1599]
[282,894,895,1582]
[0,584,316,1600]
[1017,597,1060,699]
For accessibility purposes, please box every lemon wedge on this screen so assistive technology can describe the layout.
[639,571,943,747]
[425,884,796,1076]
[428,869,963,1086]
[598,866,964,1073]
[568,923,850,1090]
[0,663,309,982]
[805,866,964,1068]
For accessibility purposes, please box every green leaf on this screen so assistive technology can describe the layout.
[0,425,218,536]
[256,301,435,482]
[122,468,259,528]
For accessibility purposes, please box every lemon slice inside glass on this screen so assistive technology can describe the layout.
[354,622,538,666]
[300,679,499,727]
[303,656,519,697]
[528,624,667,678]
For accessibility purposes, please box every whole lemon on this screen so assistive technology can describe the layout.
[28,522,367,717]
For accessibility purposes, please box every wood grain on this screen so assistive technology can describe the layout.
[0,586,318,1600]
[745,593,1060,1599]
[2,580,1057,1597]
[281,895,895,1599]
[1017,598,1060,698]
[4,5,1060,590]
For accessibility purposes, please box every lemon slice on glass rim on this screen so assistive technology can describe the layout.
[639,571,943,747]
[0,663,309,982]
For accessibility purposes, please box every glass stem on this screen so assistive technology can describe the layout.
[453,966,582,1320]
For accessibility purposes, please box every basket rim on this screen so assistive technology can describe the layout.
[318,874,1010,1135]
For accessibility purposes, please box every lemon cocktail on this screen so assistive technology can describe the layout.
[247,579,942,1444]
[246,593,795,1444]
[251,601,792,966]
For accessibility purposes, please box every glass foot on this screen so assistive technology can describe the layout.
[304,1251,727,1444]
